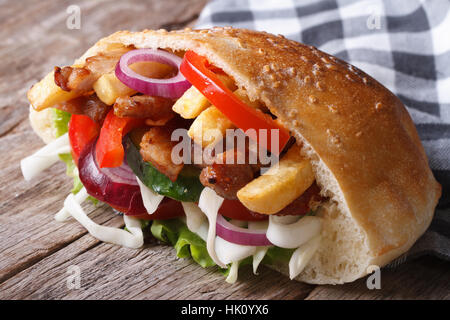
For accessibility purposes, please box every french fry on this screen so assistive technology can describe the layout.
[186,87,262,147]
[172,86,211,119]
[27,71,80,111]
[172,74,237,119]
[188,106,235,147]
[93,61,174,105]
[237,146,315,214]
[93,73,135,105]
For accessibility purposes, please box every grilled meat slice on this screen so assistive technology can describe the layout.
[54,66,96,93]
[55,94,110,123]
[54,48,130,94]
[114,95,175,125]
[199,149,256,199]
[140,126,184,182]
[274,183,324,216]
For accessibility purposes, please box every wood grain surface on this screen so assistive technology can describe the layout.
[0,0,448,300]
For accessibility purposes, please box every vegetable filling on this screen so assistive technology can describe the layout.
[23,46,327,283]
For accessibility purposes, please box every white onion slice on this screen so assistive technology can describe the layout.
[225,261,239,284]
[136,177,164,214]
[252,248,268,275]
[64,193,143,248]
[21,133,70,181]
[123,215,145,246]
[266,215,322,249]
[289,234,321,279]
[198,187,226,268]
[248,220,270,274]
[181,202,206,233]
[215,236,256,265]
[195,222,209,242]
[54,187,88,222]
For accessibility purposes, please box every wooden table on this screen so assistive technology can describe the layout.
[0,0,448,300]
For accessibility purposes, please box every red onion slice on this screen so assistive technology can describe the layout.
[115,48,191,98]
[216,214,272,246]
[100,160,138,186]
[78,139,147,215]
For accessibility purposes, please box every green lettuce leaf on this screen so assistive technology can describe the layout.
[52,108,81,194]
[262,247,295,265]
[58,153,83,194]
[151,219,215,268]
[53,108,71,138]
[150,219,181,246]
[126,139,204,202]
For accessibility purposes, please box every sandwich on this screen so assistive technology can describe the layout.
[22,27,441,284]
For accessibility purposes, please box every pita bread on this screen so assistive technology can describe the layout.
[28,27,441,284]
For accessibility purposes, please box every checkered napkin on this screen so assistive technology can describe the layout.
[196,0,450,263]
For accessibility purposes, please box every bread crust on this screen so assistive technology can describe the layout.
[28,27,441,284]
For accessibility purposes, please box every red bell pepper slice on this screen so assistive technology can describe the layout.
[68,114,100,165]
[95,110,145,168]
[180,50,290,155]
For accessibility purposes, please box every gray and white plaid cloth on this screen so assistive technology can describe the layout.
[196,0,450,263]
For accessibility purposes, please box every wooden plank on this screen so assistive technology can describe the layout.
[305,256,450,300]
[0,126,125,282]
[0,237,314,300]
